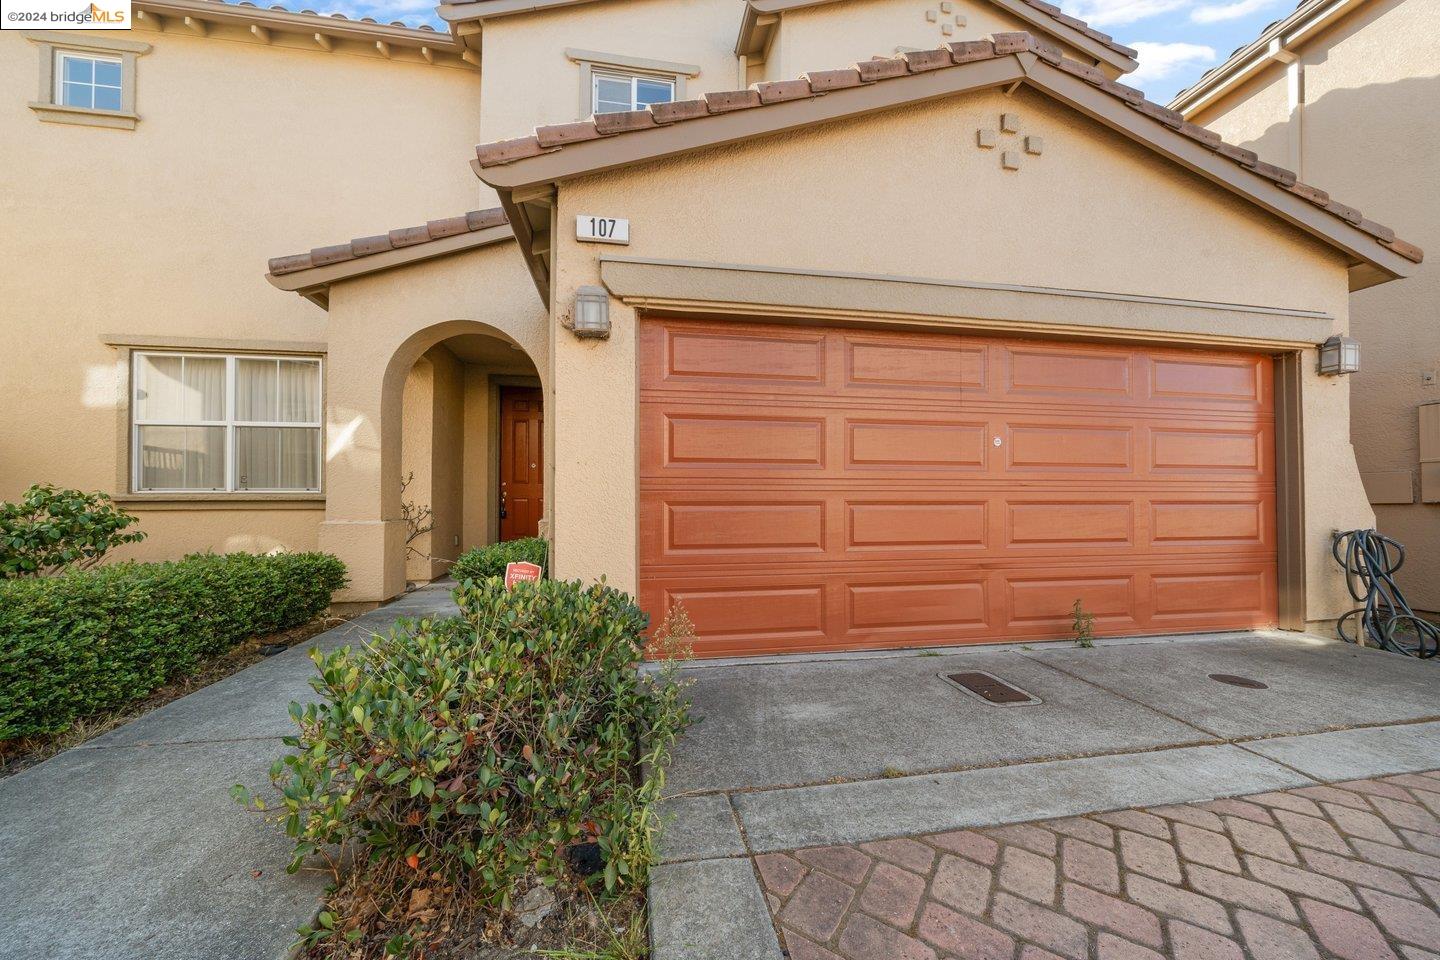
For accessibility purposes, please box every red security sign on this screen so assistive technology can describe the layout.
[503,561,543,589]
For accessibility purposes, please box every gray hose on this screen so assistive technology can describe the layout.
[1332,529,1439,658]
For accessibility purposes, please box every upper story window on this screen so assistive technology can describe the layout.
[592,70,676,114]
[565,48,699,120]
[56,52,124,112]
[132,352,323,494]
[26,31,151,130]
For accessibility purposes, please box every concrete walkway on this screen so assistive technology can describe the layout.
[650,631,1440,960]
[0,582,459,960]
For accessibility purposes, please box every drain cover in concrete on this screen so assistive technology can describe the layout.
[942,671,1041,706]
[1209,673,1269,690]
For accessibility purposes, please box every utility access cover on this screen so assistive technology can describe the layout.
[942,671,1042,707]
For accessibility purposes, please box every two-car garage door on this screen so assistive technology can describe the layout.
[638,318,1278,658]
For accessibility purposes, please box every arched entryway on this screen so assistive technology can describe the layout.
[315,235,551,603]
[398,332,543,585]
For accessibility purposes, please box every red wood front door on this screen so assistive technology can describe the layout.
[500,387,543,541]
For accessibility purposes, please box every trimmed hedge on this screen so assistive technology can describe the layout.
[0,552,346,740]
[450,536,547,583]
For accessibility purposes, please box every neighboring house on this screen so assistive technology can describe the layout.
[1170,0,1439,612]
[1,0,1423,657]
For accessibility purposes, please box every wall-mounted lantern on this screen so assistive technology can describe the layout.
[1318,335,1360,376]
[571,285,611,339]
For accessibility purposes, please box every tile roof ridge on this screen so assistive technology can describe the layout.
[267,207,510,276]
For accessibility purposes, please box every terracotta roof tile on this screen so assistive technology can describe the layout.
[593,109,658,134]
[756,78,816,103]
[901,48,954,73]
[856,56,909,82]
[704,89,763,113]
[268,207,510,276]
[650,98,710,124]
[471,34,1420,266]
[947,39,997,64]
[805,67,864,91]
[474,136,551,167]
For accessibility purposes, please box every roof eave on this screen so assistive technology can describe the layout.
[267,226,515,309]
[437,0,604,24]
[137,0,459,51]
[1169,0,1368,116]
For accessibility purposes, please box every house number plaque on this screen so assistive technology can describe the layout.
[575,215,630,245]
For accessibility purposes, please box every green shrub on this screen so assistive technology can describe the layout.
[1,484,147,579]
[244,577,689,934]
[449,537,547,583]
[0,551,346,739]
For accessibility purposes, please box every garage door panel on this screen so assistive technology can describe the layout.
[847,418,989,469]
[1006,501,1135,547]
[662,413,826,468]
[848,500,988,550]
[1006,575,1136,627]
[1150,426,1268,475]
[846,338,987,392]
[639,318,1277,656]
[1152,570,1273,620]
[1149,354,1269,407]
[1005,346,1134,399]
[645,322,829,389]
[1151,499,1269,548]
[847,579,989,631]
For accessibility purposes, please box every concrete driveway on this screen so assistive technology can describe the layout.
[650,631,1440,959]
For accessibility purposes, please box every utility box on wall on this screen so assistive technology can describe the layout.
[1421,402,1440,503]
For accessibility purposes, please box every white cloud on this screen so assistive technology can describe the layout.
[1190,0,1279,23]
[1066,0,1189,27]
[1126,41,1217,86]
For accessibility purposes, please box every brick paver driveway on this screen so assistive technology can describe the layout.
[756,772,1440,960]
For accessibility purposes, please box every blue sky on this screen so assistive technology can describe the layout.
[320,0,1289,106]
[1067,0,1294,102]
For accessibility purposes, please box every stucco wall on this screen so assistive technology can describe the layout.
[0,24,481,565]
[767,0,1097,82]
[476,0,743,146]
[401,346,466,582]
[1193,0,1440,609]
[539,84,1369,624]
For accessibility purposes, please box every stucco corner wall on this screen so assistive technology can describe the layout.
[541,83,1368,627]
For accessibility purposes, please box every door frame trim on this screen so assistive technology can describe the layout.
[1273,351,1307,630]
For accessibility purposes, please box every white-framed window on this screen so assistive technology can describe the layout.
[591,70,676,114]
[131,352,323,494]
[26,32,151,130]
[55,51,123,112]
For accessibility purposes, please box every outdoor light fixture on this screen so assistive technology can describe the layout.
[1317,335,1361,376]
[571,285,611,339]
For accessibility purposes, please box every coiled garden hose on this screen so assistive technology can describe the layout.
[1332,528,1440,658]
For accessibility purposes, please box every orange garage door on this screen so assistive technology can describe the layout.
[638,318,1278,658]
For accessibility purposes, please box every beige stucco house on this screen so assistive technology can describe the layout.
[1,0,1423,657]
[1170,0,1439,614]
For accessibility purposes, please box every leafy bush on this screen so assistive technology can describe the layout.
[243,577,689,950]
[450,537,547,583]
[0,552,346,739]
[1,484,147,579]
